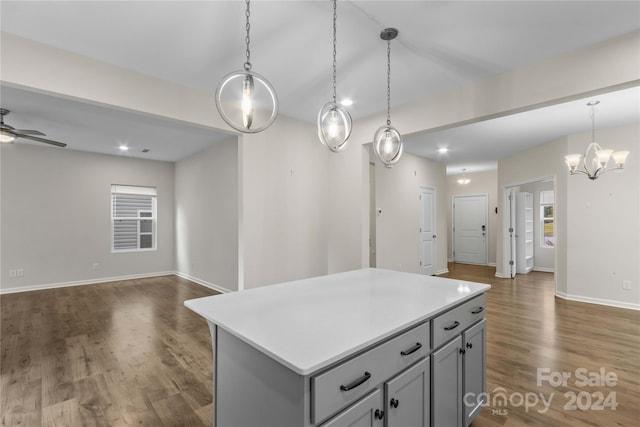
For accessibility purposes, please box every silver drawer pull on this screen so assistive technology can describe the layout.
[471,306,484,314]
[339,371,371,392]
[400,342,422,356]
[444,321,460,331]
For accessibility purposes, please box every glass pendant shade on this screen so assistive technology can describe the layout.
[318,102,352,152]
[373,125,403,167]
[611,151,629,167]
[215,70,278,133]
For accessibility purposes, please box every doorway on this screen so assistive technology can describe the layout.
[502,177,556,280]
[419,187,436,275]
[452,194,488,265]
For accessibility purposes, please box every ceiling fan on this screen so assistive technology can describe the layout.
[0,108,67,147]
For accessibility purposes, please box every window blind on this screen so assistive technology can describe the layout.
[111,185,157,251]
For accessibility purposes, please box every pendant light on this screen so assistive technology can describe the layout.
[317,0,352,152]
[565,101,630,180]
[215,0,278,133]
[457,169,471,185]
[373,28,403,167]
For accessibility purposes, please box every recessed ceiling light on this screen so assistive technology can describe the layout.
[438,147,449,154]
[118,145,129,151]
[340,99,353,107]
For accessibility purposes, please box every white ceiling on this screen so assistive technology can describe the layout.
[1,1,639,167]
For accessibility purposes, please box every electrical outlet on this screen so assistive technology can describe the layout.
[9,269,16,278]
[622,280,631,291]
[93,263,99,271]
[16,269,24,277]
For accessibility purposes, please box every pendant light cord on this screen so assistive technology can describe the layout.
[590,104,595,142]
[332,0,337,103]
[386,39,391,126]
[244,0,252,71]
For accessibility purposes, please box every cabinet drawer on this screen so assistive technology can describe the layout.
[311,321,430,424]
[432,294,486,350]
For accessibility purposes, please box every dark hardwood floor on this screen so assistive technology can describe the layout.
[1,275,219,427]
[1,266,638,426]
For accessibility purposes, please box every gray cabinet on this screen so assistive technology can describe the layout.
[432,337,463,427]
[321,390,384,427]
[463,320,486,426]
[385,357,430,427]
[322,357,430,427]
[431,294,487,427]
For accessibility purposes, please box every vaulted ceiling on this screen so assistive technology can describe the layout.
[1,1,639,170]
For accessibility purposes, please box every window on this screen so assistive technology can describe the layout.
[111,185,157,252]
[540,190,554,248]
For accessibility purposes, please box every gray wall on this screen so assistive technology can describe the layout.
[1,143,175,291]
[373,151,448,275]
[241,115,331,289]
[175,139,239,292]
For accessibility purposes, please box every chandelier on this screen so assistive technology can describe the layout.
[457,169,470,185]
[565,101,629,180]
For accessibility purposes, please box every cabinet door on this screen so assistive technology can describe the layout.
[432,336,463,427]
[321,389,384,427]
[463,320,486,426]
[385,357,430,427]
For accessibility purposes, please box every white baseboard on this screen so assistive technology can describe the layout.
[533,267,555,273]
[556,291,640,311]
[447,258,454,263]
[494,272,505,278]
[174,271,232,294]
[436,268,449,275]
[0,271,175,295]
[488,262,496,267]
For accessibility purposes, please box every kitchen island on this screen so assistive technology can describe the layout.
[185,268,490,427]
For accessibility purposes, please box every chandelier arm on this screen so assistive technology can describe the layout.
[569,169,589,177]
[598,165,623,176]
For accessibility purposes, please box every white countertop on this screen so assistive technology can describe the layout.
[185,268,490,375]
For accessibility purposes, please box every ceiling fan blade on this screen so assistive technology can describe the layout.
[15,132,67,147]
[16,129,46,136]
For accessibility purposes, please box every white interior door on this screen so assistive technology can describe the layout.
[508,189,517,278]
[453,195,487,265]
[419,187,436,275]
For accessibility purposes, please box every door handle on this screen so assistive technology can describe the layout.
[432,235,437,238]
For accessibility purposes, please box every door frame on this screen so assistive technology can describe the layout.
[501,176,557,291]
[451,193,489,266]
[419,186,437,275]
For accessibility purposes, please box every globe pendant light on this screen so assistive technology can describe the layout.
[317,0,352,152]
[373,28,403,167]
[215,0,278,133]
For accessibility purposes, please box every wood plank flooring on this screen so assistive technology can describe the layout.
[1,275,219,427]
[440,263,640,427]
[1,266,638,426]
